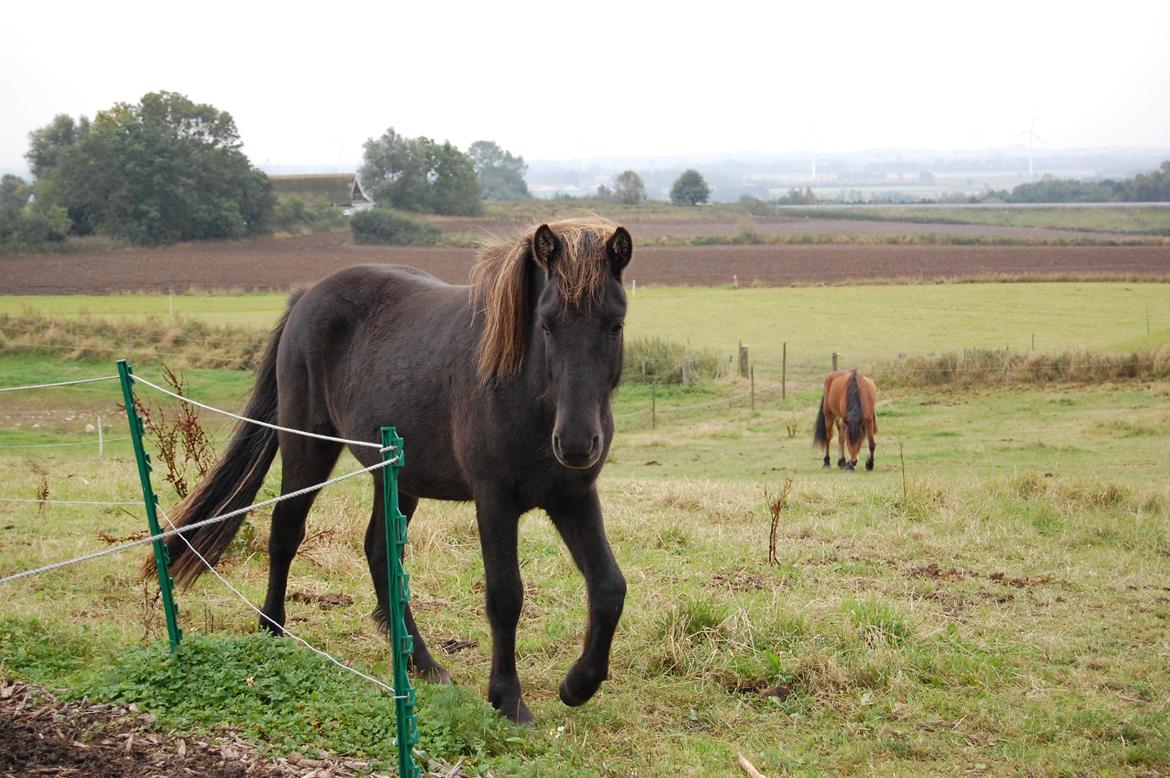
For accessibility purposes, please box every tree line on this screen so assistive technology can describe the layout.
[988,162,1170,203]
[2,92,535,251]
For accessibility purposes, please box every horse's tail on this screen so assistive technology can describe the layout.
[812,394,828,447]
[845,370,864,446]
[142,291,303,586]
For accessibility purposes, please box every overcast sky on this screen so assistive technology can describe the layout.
[2,0,1168,174]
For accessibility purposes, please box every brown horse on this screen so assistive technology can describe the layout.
[812,369,878,471]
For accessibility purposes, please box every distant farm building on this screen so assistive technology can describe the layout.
[268,173,374,215]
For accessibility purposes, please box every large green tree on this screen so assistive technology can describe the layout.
[360,128,481,215]
[25,114,89,180]
[31,92,273,244]
[468,140,531,200]
[613,170,647,205]
[670,169,710,206]
[0,175,30,209]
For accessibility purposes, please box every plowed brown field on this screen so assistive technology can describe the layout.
[2,231,1167,294]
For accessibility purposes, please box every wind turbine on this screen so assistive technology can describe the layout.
[807,133,825,183]
[1013,117,1046,178]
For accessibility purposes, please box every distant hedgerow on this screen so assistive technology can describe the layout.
[350,208,441,246]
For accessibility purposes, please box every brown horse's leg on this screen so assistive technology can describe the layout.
[822,410,835,468]
[474,489,531,724]
[866,420,876,471]
[836,418,847,469]
[260,436,342,634]
[364,492,449,685]
[547,489,626,709]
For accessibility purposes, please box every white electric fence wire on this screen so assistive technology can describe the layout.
[612,382,783,419]
[155,505,401,698]
[0,497,141,506]
[0,376,119,393]
[0,457,395,586]
[130,375,392,452]
[0,438,127,450]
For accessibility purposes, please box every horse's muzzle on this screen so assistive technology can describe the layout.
[552,433,601,470]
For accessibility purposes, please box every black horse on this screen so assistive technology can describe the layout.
[156,218,632,723]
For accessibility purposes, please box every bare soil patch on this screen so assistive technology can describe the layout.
[434,215,1129,241]
[0,679,323,776]
[2,231,1167,294]
[0,678,470,777]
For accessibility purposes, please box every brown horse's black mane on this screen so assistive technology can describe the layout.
[469,217,619,383]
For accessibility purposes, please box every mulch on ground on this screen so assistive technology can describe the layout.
[0,678,469,778]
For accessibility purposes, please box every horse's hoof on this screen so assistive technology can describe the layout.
[845,462,855,472]
[822,461,831,469]
[865,460,874,472]
[559,664,605,707]
[258,615,285,637]
[489,681,533,724]
[837,458,846,469]
[499,698,534,725]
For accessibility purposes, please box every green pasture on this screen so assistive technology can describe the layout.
[1,359,1168,775]
[5,282,1168,384]
[1,281,1169,775]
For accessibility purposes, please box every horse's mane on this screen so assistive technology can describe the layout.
[470,217,617,383]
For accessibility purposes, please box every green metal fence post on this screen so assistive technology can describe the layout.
[381,427,419,778]
[117,359,182,651]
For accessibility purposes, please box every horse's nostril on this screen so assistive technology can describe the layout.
[591,435,600,452]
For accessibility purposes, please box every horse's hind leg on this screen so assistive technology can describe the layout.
[822,410,835,468]
[866,421,876,471]
[260,435,343,634]
[836,418,847,469]
[364,491,449,684]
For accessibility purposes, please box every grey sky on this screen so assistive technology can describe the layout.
[2,0,1168,174]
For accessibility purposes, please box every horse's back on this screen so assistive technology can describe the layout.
[275,264,478,496]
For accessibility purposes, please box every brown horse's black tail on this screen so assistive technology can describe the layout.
[845,370,864,446]
[812,394,828,447]
[141,291,302,586]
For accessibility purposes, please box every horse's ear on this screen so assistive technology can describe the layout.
[606,226,632,277]
[531,224,560,272]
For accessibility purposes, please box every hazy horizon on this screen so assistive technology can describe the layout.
[3,0,1168,178]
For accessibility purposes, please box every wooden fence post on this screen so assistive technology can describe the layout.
[781,342,787,401]
[832,352,838,371]
[750,366,755,412]
[651,380,657,429]
[738,344,749,378]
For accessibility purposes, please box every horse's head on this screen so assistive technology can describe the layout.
[471,218,632,470]
[530,223,631,469]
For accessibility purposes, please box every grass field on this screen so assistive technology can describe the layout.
[1,285,1169,775]
[5,282,1168,382]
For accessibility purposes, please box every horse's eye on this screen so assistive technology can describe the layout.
[540,322,552,335]
[611,323,623,336]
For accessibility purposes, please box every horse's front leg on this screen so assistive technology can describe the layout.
[547,488,626,708]
[474,490,531,723]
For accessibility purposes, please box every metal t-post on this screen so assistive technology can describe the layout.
[381,427,419,778]
[117,360,182,651]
